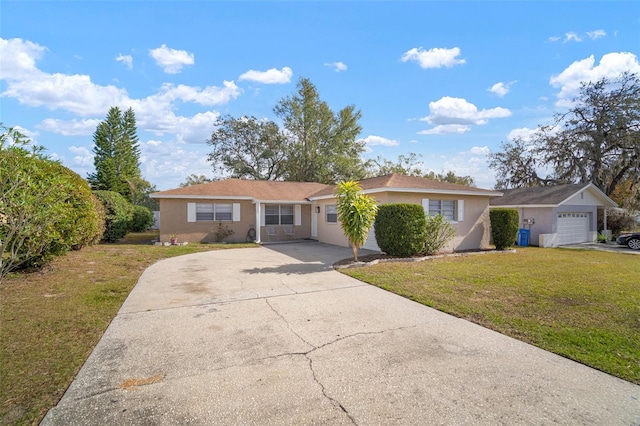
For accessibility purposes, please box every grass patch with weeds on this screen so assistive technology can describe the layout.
[342,247,640,384]
[0,231,257,425]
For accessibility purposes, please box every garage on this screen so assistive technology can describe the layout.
[557,212,590,245]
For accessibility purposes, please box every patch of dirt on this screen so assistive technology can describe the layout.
[119,373,165,391]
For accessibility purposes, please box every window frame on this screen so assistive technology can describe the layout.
[195,203,234,222]
[264,204,295,226]
[428,200,456,221]
[326,205,338,224]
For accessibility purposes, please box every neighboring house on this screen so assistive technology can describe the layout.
[150,173,503,252]
[489,183,618,248]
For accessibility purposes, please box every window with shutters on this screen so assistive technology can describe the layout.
[265,204,294,225]
[196,203,233,221]
[428,200,456,221]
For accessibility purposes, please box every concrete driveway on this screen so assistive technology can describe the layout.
[43,242,640,425]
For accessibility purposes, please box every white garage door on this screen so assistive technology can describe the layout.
[363,225,381,252]
[557,213,590,245]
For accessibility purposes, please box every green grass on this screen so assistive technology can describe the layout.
[342,247,640,384]
[0,232,257,425]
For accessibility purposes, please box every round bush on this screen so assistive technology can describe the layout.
[93,190,134,242]
[374,203,426,257]
[490,208,519,250]
[0,149,104,274]
[130,205,154,232]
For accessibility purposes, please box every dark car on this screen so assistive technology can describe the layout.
[616,232,640,250]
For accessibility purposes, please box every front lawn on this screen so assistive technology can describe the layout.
[342,247,640,384]
[0,232,257,425]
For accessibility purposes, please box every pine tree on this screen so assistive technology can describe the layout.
[88,107,142,201]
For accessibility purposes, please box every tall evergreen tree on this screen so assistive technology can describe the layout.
[274,78,366,184]
[88,106,142,201]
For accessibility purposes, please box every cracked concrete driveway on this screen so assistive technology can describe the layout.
[43,242,640,425]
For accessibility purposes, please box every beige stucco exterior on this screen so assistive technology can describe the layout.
[312,191,493,252]
[158,198,313,243]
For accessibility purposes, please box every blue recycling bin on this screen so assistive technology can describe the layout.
[517,229,530,247]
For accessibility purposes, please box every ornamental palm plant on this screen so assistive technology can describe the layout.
[335,181,378,261]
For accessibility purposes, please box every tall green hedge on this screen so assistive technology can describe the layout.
[374,203,427,257]
[1,145,104,277]
[93,190,134,242]
[490,208,519,250]
[130,205,154,232]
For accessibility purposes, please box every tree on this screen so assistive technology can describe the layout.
[365,153,424,177]
[88,106,142,201]
[489,73,640,206]
[207,115,288,180]
[274,78,366,183]
[335,181,378,261]
[424,170,476,187]
[180,174,213,187]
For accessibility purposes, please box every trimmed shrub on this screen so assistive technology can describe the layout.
[1,146,103,278]
[490,208,519,250]
[374,204,426,257]
[93,190,134,242]
[423,214,456,255]
[130,205,154,232]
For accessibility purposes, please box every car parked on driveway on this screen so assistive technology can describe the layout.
[616,232,640,250]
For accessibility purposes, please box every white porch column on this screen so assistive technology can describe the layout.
[254,202,261,243]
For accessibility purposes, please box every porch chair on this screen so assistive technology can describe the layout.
[283,225,295,240]
[266,226,278,242]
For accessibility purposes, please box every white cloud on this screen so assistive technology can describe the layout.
[418,96,511,134]
[421,146,496,189]
[324,61,348,72]
[587,29,606,40]
[149,44,194,74]
[550,52,640,106]
[548,36,561,43]
[38,118,101,136]
[488,81,516,97]
[507,127,538,142]
[69,145,93,167]
[0,38,45,79]
[238,67,293,84]
[12,125,39,144]
[358,135,399,147]
[564,32,582,43]
[401,47,465,69]
[139,139,213,189]
[116,54,133,69]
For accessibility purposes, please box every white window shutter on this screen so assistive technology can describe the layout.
[421,199,429,216]
[232,203,241,222]
[187,203,196,222]
[457,200,464,222]
[260,204,265,226]
[294,205,302,226]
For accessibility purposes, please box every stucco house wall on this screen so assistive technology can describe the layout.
[159,198,255,243]
[313,191,493,252]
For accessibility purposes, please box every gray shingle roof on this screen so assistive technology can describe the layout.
[489,183,591,206]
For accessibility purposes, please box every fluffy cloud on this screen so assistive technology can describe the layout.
[139,139,213,189]
[38,118,101,136]
[418,97,511,134]
[68,145,93,167]
[564,32,582,43]
[238,67,293,84]
[0,38,45,79]
[488,81,516,97]
[550,52,640,106]
[587,29,606,40]
[358,135,399,147]
[149,44,194,74]
[324,61,348,72]
[116,54,133,69]
[507,127,538,142]
[401,47,465,69]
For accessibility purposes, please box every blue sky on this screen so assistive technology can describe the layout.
[1,1,639,190]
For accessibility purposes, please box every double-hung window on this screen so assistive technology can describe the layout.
[265,204,294,225]
[326,205,338,223]
[428,200,456,221]
[196,203,233,221]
